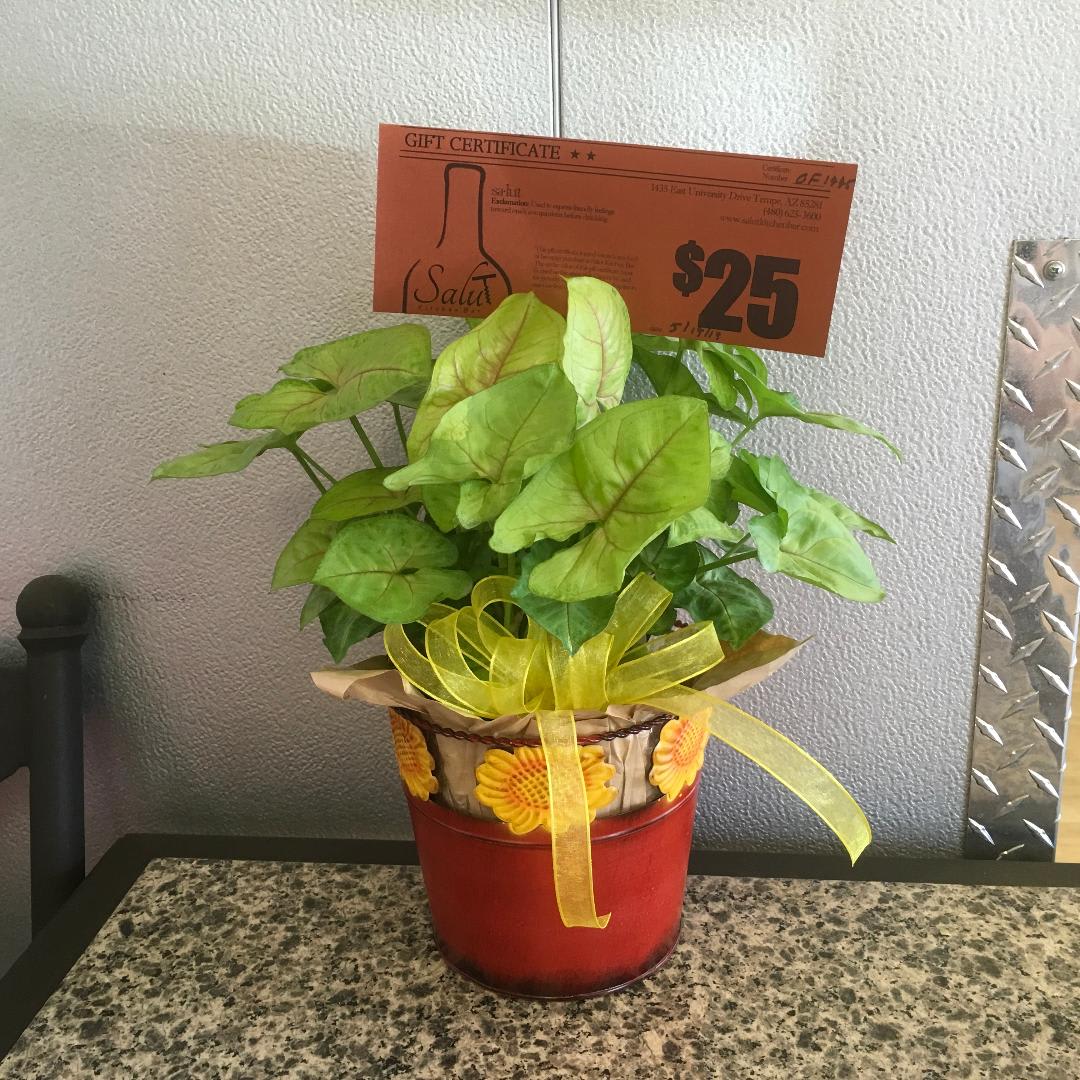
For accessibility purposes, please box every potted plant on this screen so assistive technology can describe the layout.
[154,278,897,998]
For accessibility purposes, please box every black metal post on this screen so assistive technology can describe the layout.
[16,575,90,934]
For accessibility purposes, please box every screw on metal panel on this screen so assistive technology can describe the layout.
[1044,261,1066,280]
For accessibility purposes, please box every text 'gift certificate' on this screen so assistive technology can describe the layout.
[373,124,857,357]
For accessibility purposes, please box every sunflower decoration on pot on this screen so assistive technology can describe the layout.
[389,712,439,801]
[154,278,898,997]
[476,744,617,835]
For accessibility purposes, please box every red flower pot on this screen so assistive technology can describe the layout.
[405,776,699,999]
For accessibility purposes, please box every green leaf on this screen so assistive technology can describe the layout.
[632,335,711,405]
[511,541,617,653]
[272,518,340,590]
[230,379,332,434]
[634,333,755,428]
[668,502,743,547]
[389,382,426,409]
[456,479,520,529]
[635,352,707,401]
[676,567,774,650]
[632,535,703,593]
[759,392,900,459]
[492,397,712,600]
[420,483,462,532]
[725,454,782,515]
[709,429,732,480]
[697,346,753,422]
[408,293,565,458]
[667,435,739,547]
[311,467,419,521]
[739,452,805,513]
[561,276,633,420]
[451,530,503,582]
[313,515,472,623]
[387,367,577,524]
[809,489,896,543]
[735,452,892,540]
[698,347,742,412]
[749,506,884,603]
[318,601,382,663]
[731,451,888,602]
[703,343,900,458]
[151,431,290,478]
[231,325,432,434]
[282,324,431,402]
[516,589,617,655]
[719,343,768,382]
[648,603,679,636]
[300,585,337,628]
[409,366,577,487]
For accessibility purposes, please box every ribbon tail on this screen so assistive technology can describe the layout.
[536,710,610,929]
[650,692,871,864]
[706,696,871,863]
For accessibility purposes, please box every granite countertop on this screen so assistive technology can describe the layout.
[2,859,1077,1079]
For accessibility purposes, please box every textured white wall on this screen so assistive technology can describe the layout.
[1,0,1077,976]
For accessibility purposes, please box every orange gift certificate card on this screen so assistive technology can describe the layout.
[373,124,857,357]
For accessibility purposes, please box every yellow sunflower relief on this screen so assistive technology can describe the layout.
[475,744,616,835]
[390,713,438,801]
[650,711,709,801]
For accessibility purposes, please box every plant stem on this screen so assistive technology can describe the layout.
[697,533,752,575]
[721,549,757,566]
[295,446,337,485]
[391,403,409,452]
[731,417,760,447]
[502,553,518,628]
[724,531,751,554]
[289,448,327,493]
[698,550,757,573]
[349,416,384,468]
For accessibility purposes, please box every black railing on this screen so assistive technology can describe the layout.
[0,576,90,934]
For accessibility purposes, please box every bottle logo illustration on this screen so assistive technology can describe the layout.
[402,163,512,315]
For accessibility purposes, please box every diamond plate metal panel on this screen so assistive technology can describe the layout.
[966,239,1080,860]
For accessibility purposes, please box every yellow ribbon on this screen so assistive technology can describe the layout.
[384,573,870,929]
[537,711,611,929]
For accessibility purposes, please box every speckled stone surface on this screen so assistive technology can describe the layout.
[3,860,1078,1079]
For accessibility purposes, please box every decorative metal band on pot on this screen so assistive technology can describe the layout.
[400,706,672,748]
[393,707,711,821]
[389,705,673,822]
[966,239,1080,861]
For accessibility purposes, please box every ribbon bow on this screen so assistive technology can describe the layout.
[385,574,869,929]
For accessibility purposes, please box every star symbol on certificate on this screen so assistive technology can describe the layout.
[586,151,596,160]
[570,149,579,159]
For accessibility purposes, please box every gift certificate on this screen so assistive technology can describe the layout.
[373,123,857,357]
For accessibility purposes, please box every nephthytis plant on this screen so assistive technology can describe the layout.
[154,278,898,661]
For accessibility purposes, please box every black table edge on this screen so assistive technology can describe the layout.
[2,832,1079,1059]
